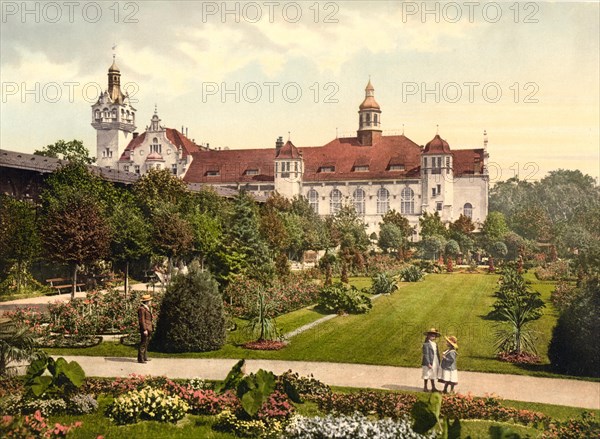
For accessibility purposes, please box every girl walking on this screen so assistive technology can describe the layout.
[438,336,459,393]
[421,328,441,392]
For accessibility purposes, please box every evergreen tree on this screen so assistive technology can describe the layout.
[151,265,226,352]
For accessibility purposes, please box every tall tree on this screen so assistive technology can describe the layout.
[109,197,151,295]
[0,196,41,293]
[133,168,191,214]
[34,139,95,164]
[40,192,111,299]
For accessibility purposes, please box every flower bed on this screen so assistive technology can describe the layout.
[35,334,103,348]
[242,340,287,350]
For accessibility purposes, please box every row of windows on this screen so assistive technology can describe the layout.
[94,108,134,121]
[307,187,416,215]
[123,164,178,175]
[306,188,474,218]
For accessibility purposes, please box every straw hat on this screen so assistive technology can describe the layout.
[423,327,441,336]
[141,294,152,302]
[445,336,458,349]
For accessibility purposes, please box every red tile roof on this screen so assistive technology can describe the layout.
[275,140,302,159]
[183,134,485,184]
[423,134,451,154]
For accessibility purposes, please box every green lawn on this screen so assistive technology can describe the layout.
[46,273,572,378]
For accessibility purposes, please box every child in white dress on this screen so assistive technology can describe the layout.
[438,336,458,393]
[421,328,441,392]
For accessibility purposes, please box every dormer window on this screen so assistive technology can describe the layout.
[206,170,220,177]
[245,169,259,176]
[389,164,405,171]
[319,166,335,173]
[353,165,369,172]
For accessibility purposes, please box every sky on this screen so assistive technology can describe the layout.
[1,1,599,184]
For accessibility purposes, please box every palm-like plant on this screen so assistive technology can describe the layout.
[494,299,539,355]
[0,318,36,376]
[371,272,398,295]
[246,289,279,342]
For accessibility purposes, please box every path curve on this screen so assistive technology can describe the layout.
[59,356,600,410]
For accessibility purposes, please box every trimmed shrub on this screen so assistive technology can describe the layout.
[548,276,600,377]
[151,264,226,353]
[318,282,372,314]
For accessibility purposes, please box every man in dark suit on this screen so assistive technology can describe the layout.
[137,294,153,364]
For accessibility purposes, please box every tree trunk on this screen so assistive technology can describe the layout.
[124,261,129,300]
[71,264,78,301]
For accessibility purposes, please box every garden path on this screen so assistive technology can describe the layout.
[60,356,600,410]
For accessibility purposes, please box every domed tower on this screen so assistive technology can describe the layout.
[357,79,382,146]
[421,133,454,221]
[92,56,136,169]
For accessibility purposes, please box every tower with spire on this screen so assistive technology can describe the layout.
[357,79,382,146]
[92,56,136,169]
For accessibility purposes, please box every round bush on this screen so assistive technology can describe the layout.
[151,265,226,353]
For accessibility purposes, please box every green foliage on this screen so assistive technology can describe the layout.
[215,359,246,394]
[370,272,398,295]
[421,234,446,260]
[238,369,277,418]
[411,391,461,438]
[445,239,461,257]
[151,264,226,352]
[24,353,85,398]
[491,241,508,259]
[150,204,194,261]
[0,319,36,376]
[549,276,600,377]
[419,211,447,238]
[318,282,372,314]
[34,139,95,164]
[482,212,509,245]
[245,288,280,341]
[377,223,405,255]
[399,265,424,282]
[132,168,191,214]
[0,196,41,294]
[491,268,545,355]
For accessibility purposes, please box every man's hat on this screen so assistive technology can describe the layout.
[445,336,458,349]
[141,294,152,302]
[423,327,441,336]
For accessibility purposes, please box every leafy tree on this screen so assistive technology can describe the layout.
[0,196,41,293]
[449,214,475,237]
[40,192,111,299]
[421,235,446,260]
[150,204,194,284]
[189,209,223,271]
[109,197,151,295]
[132,168,191,214]
[330,205,370,280]
[481,212,509,245]
[510,204,553,241]
[259,199,290,274]
[380,209,412,258]
[548,276,600,377]
[378,223,405,256]
[151,264,226,352]
[419,211,447,238]
[290,195,328,254]
[445,239,461,258]
[490,241,508,259]
[34,139,95,164]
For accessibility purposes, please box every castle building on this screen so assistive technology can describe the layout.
[92,59,203,175]
[93,62,489,236]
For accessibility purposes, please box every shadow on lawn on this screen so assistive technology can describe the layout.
[105,357,140,363]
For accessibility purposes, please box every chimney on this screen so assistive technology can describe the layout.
[133,132,139,139]
[186,127,188,137]
[207,143,210,149]
[181,125,184,133]
[275,136,284,151]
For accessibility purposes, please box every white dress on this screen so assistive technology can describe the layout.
[421,340,440,380]
[439,349,458,385]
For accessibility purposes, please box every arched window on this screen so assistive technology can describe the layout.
[463,203,473,218]
[111,108,117,119]
[374,114,378,125]
[401,187,415,214]
[308,189,319,214]
[330,189,342,215]
[94,110,100,119]
[353,188,365,216]
[377,187,390,214]
[151,137,161,153]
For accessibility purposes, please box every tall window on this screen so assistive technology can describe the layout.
[353,188,365,216]
[463,203,473,218]
[330,189,342,215]
[308,189,319,214]
[151,138,161,153]
[401,187,414,214]
[377,187,390,214]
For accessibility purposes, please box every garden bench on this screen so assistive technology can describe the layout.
[46,278,85,295]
